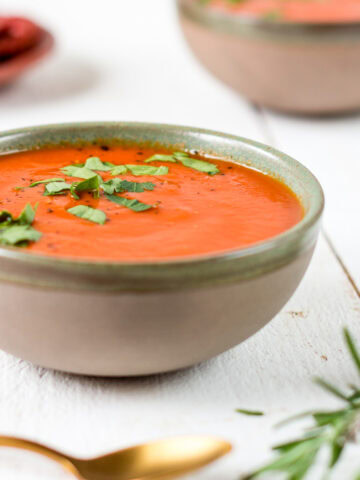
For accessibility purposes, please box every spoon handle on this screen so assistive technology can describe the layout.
[0,436,78,476]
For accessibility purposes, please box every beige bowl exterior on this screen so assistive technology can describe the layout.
[0,122,324,376]
[178,0,360,115]
[0,248,314,376]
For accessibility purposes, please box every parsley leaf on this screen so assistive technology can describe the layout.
[110,165,128,176]
[0,225,42,246]
[144,151,220,175]
[101,178,155,195]
[174,153,219,175]
[70,175,101,200]
[105,194,153,212]
[17,203,38,225]
[85,157,115,172]
[0,203,41,246]
[145,154,177,163]
[67,205,106,225]
[0,203,38,226]
[61,165,99,179]
[126,165,168,176]
[29,178,64,187]
[44,181,71,196]
[119,180,155,192]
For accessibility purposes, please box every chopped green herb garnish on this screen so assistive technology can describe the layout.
[0,211,14,225]
[105,194,153,212]
[85,157,115,172]
[110,165,128,176]
[173,152,189,159]
[144,151,219,175]
[17,203,38,225]
[61,165,99,179]
[145,154,177,163]
[236,409,264,416]
[70,175,101,200]
[119,180,155,192]
[0,203,38,226]
[43,181,71,196]
[126,165,168,176]
[0,225,42,246]
[29,178,64,188]
[0,203,41,246]
[101,178,125,195]
[175,154,219,175]
[101,178,155,195]
[67,205,106,225]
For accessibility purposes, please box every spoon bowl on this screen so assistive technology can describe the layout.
[0,435,231,480]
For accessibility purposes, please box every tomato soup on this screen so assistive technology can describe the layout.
[205,0,360,23]
[0,145,302,261]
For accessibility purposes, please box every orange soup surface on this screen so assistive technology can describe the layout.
[0,145,303,261]
[206,0,360,23]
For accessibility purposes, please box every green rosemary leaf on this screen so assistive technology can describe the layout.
[329,440,344,468]
[344,328,360,376]
[275,411,315,428]
[244,328,360,480]
[314,377,350,402]
[349,390,360,402]
[313,410,348,427]
[236,409,264,416]
[245,437,323,480]
[272,433,320,453]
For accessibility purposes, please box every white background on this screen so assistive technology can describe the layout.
[0,1,359,479]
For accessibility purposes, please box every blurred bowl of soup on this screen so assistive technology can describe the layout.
[177,0,360,114]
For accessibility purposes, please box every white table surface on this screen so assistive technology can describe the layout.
[0,1,360,479]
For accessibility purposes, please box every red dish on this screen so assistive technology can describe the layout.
[0,28,54,87]
[0,17,42,57]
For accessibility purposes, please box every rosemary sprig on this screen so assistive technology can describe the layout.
[243,328,360,480]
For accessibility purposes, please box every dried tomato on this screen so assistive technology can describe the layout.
[0,17,42,58]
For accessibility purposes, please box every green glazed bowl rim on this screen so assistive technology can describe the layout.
[0,122,324,292]
[177,0,360,42]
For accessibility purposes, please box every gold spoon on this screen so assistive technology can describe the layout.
[0,435,231,480]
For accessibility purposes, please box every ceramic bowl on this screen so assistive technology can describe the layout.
[0,29,54,87]
[0,122,324,376]
[177,0,360,115]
